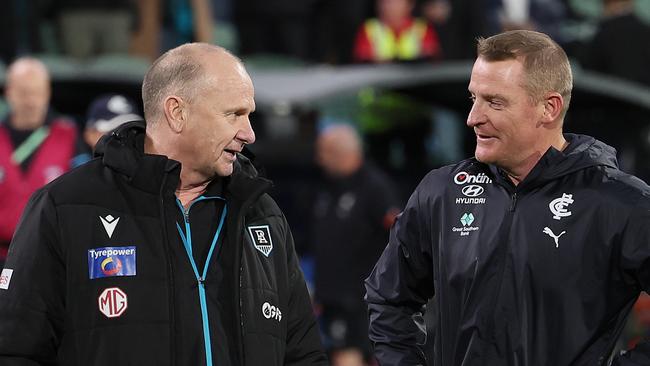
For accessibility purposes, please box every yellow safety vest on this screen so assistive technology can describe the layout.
[364,18,429,61]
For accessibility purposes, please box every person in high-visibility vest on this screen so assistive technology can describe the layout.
[353,0,441,62]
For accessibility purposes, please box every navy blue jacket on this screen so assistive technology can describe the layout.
[366,134,650,366]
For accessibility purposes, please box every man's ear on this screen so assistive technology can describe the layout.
[162,95,186,133]
[542,92,564,125]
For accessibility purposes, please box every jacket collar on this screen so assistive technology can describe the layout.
[95,120,272,199]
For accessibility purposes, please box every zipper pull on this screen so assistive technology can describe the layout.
[198,276,205,285]
[509,192,518,212]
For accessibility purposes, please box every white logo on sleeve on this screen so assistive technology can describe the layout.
[100,215,120,238]
[543,227,566,248]
[262,301,282,322]
[0,269,13,290]
[549,193,574,220]
[247,225,273,257]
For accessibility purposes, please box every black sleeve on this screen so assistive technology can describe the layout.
[612,207,650,365]
[365,180,435,366]
[0,189,65,365]
[282,215,329,366]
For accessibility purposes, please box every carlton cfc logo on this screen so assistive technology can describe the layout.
[100,257,122,276]
[98,287,128,318]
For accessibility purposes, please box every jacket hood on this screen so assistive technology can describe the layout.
[94,120,269,196]
[490,133,619,189]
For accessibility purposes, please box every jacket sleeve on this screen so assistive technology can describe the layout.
[0,189,65,365]
[282,215,329,366]
[612,205,650,366]
[365,182,435,366]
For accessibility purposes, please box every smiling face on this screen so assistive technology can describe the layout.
[466,57,547,174]
[179,57,256,179]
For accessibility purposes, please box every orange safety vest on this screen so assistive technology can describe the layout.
[363,18,429,61]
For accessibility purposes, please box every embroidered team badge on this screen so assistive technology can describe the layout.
[248,225,273,257]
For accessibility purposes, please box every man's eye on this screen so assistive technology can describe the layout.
[489,101,503,109]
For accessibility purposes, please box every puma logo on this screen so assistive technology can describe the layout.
[543,227,566,248]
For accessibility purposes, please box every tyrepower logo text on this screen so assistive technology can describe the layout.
[454,171,492,185]
[98,287,128,318]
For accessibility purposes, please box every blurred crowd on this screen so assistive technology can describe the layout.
[0,0,649,86]
[1,0,650,365]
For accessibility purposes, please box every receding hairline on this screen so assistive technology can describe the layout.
[141,43,247,123]
[6,57,50,84]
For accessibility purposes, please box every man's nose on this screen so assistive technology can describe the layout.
[236,117,256,145]
[466,102,486,127]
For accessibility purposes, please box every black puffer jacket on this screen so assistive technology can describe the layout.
[0,121,327,366]
[366,134,650,366]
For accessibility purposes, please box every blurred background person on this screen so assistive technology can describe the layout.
[353,0,442,63]
[0,58,86,265]
[311,124,401,366]
[579,0,650,86]
[83,93,143,151]
[160,0,215,51]
[54,0,137,59]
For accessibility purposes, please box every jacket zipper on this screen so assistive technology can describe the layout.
[487,190,519,347]
[175,197,227,366]
[509,192,518,212]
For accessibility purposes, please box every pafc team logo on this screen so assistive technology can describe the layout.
[248,225,274,257]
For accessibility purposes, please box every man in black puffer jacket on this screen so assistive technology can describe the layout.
[0,43,327,366]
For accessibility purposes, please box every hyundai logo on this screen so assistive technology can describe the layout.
[462,185,484,197]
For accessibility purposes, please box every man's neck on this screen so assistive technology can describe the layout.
[505,134,568,186]
[176,181,210,209]
[144,131,213,208]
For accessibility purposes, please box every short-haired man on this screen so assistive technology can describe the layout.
[0,58,84,264]
[365,30,650,365]
[0,44,327,366]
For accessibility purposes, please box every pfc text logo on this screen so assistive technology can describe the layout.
[262,302,282,322]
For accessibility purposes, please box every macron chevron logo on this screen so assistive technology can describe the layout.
[100,215,120,239]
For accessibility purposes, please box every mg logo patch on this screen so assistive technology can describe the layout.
[98,287,128,318]
[248,225,273,257]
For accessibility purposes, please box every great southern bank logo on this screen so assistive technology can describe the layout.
[451,212,480,237]
[88,246,136,279]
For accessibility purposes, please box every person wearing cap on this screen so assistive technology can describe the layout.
[84,94,143,150]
